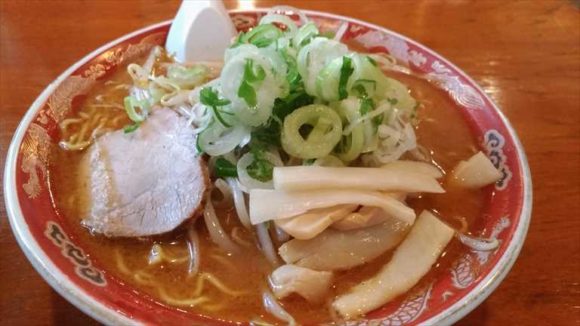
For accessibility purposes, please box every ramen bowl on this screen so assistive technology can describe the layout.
[4,8,532,325]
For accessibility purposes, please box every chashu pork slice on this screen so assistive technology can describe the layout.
[79,108,209,237]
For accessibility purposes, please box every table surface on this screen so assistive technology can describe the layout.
[1,0,579,325]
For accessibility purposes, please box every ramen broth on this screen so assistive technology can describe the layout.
[49,49,484,324]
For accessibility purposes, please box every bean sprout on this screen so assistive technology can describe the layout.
[262,290,296,326]
[187,225,201,276]
[256,223,280,266]
[203,197,240,254]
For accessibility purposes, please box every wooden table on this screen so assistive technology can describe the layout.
[1,0,578,325]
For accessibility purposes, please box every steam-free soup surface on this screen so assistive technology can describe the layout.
[49,52,484,324]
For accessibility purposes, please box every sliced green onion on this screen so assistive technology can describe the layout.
[320,31,335,39]
[200,87,231,107]
[167,64,208,89]
[343,102,390,136]
[244,59,266,83]
[221,51,284,127]
[238,80,257,108]
[372,113,384,129]
[237,150,282,189]
[281,104,343,159]
[196,132,203,153]
[316,56,343,101]
[123,122,141,134]
[366,55,378,66]
[351,79,377,98]
[148,83,165,105]
[280,48,301,88]
[247,147,275,182]
[214,157,238,178]
[335,124,365,162]
[347,54,390,97]
[259,14,298,35]
[177,10,421,167]
[384,78,417,112]
[231,31,246,48]
[252,121,282,147]
[123,96,150,122]
[274,89,315,121]
[249,58,266,82]
[297,37,349,97]
[210,105,233,128]
[237,59,265,108]
[359,98,375,116]
[338,56,354,100]
[293,22,319,48]
[241,24,283,48]
[197,123,249,156]
[200,87,232,127]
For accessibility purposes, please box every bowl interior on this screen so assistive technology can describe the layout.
[6,9,529,326]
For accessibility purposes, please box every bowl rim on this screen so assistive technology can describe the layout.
[3,8,532,326]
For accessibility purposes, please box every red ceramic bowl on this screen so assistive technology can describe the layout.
[4,8,532,325]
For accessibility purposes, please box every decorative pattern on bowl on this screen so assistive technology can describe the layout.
[4,9,531,326]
